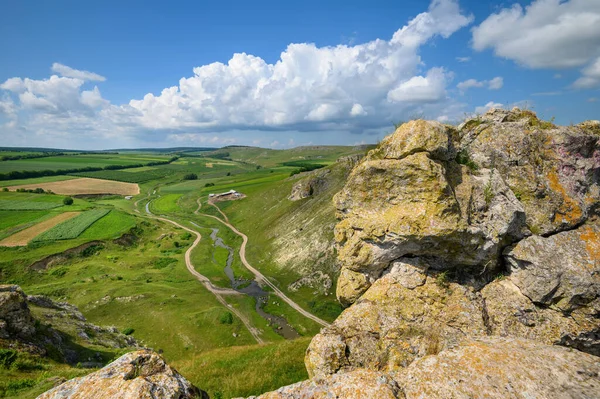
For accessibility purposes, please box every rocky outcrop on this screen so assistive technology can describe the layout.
[289,169,331,201]
[252,338,600,399]
[309,219,600,378]
[0,285,137,363]
[305,109,600,396]
[37,350,207,399]
[334,109,600,305]
[0,285,36,339]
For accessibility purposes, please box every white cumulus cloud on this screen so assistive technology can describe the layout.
[0,0,473,148]
[472,0,600,69]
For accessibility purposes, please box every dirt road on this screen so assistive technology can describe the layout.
[201,201,330,328]
[141,196,264,344]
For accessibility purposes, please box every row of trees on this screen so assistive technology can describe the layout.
[0,156,179,181]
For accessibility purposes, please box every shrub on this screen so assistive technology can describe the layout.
[226,172,231,176]
[1,187,7,192]
[456,149,478,171]
[0,349,17,369]
[122,327,135,335]
[183,173,198,180]
[63,196,74,205]
[204,183,215,187]
[219,312,233,324]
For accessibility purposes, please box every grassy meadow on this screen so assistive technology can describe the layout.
[0,144,368,398]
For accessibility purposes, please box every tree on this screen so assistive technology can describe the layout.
[63,197,74,205]
[183,173,198,180]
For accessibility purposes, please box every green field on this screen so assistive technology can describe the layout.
[0,175,77,187]
[78,210,137,240]
[33,209,110,241]
[0,154,170,173]
[0,144,370,398]
[70,168,172,183]
[0,200,62,210]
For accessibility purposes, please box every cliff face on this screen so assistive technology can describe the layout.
[334,108,599,306]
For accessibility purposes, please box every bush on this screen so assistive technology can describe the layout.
[63,196,74,205]
[1,187,7,192]
[204,182,215,187]
[183,173,198,180]
[226,172,231,176]
[219,312,233,324]
[122,327,135,335]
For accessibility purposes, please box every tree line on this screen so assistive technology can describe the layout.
[0,156,179,181]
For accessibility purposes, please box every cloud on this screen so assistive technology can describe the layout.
[488,76,503,90]
[0,0,473,148]
[456,56,471,62]
[457,79,485,91]
[457,76,503,92]
[475,101,503,114]
[588,97,598,103]
[472,0,600,69]
[51,63,106,82]
[572,57,600,89]
[127,0,472,132]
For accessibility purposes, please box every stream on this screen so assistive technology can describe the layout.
[200,224,299,339]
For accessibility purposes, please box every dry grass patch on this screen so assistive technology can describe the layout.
[0,212,80,247]
[7,177,140,196]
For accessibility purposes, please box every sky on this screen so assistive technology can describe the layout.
[0,0,599,150]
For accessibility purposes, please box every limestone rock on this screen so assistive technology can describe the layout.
[482,278,600,356]
[244,369,402,399]
[0,284,36,338]
[307,259,488,378]
[505,218,600,312]
[334,108,600,305]
[396,337,600,399]
[37,350,207,399]
[288,169,331,201]
[463,109,600,235]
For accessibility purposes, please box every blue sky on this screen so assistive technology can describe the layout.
[0,0,599,150]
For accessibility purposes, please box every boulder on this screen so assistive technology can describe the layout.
[37,350,207,399]
[396,337,600,399]
[0,284,35,338]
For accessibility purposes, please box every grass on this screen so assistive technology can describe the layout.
[150,194,182,214]
[175,338,311,398]
[0,154,170,173]
[0,175,77,187]
[33,209,110,241]
[78,210,137,240]
[0,210,50,231]
[70,168,171,183]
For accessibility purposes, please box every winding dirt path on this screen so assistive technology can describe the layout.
[199,200,330,328]
[142,196,264,344]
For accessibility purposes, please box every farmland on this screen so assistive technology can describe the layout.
[33,209,110,241]
[6,177,140,195]
[0,154,172,173]
[70,168,171,183]
[0,212,80,246]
